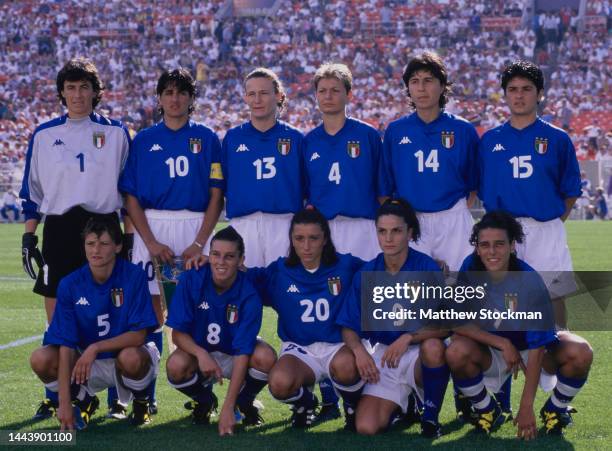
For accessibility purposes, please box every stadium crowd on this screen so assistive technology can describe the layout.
[0,0,610,193]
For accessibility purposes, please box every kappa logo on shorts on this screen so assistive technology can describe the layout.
[441,131,454,149]
[149,144,163,152]
[328,277,341,296]
[310,152,320,162]
[93,132,105,149]
[278,138,291,156]
[399,136,412,145]
[198,300,210,310]
[75,297,90,306]
[236,144,249,152]
[189,138,202,154]
[111,288,124,307]
[535,137,548,154]
[226,304,239,324]
[492,143,506,152]
[287,284,300,293]
[347,141,360,158]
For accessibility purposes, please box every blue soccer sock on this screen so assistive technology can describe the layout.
[319,378,339,406]
[169,372,215,405]
[544,372,586,413]
[236,368,268,408]
[454,373,496,413]
[421,363,450,423]
[147,378,157,403]
[107,386,118,407]
[494,376,512,412]
[45,387,58,404]
[331,376,364,410]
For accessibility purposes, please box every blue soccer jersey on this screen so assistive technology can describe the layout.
[478,118,581,221]
[337,249,442,346]
[221,121,305,218]
[381,112,479,212]
[119,120,223,211]
[166,264,263,356]
[44,259,158,359]
[248,253,363,346]
[458,254,558,351]
[303,118,389,219]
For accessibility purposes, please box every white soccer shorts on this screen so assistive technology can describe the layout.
[132,209,210,295]
[362,342,423,412]
[329,216,379,261]
[279,341,345,383]
[230,212,292,267]
[483,347,556,393]
[411,199,474,272]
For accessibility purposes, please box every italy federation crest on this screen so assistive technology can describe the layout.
[227,304,239,324]
[534,137,548,154]
[189,138,202,154]
[93,132,105,149]
[504,293,518,312]
[278,138,291,155]
[328,277,341,296]
[111,288,124,308]
[347,141,360,158]
[441,131,454,149]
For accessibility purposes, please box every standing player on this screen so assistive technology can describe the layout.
[381,51,478,272]
[337,199,450,438]
[118,68,224,415]
[221,67,305,268]
[20,58,130,419]
[449,211,593,437]
[29,217,160,429]
[249,208,365,430]
[303,63,387,261]
[478,61,581,313]
[165,227,276,434]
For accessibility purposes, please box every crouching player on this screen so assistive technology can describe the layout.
[448,211,593,438]
[165,227,276,435]
[337,199,450,438]
[248,207,365,430]
[29,217,160,429]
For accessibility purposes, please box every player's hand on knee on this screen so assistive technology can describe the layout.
[197,351,223,384]
[381,334,411,369]
[72,346,97,385]
[57,402,75,431]
[355,347,379,384]
[218,405,236,436]
[148,240,174,264]
[514,406,537,440]
[185,254,208,270]
[500,341,524,377]
[22,232,45,279]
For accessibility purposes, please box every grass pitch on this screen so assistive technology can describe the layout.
[0,221,610,450]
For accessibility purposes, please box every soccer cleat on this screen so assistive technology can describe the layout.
[420,420,442,439]
[149,400,158,415]
[473,402,504,435]
[390,393,421,430]
[342,404,356,432]
[33,398,58,421]
[74,394,100,428]
[192,393,219,425]
[129,399,151,426]
[107,399,128,420]
[71,405,86,430]
[540,405,576,435]
[455,393,477,424]
[290,396,319,428]
[238,399,264,426]
[317,403,341,423]
[500,408,513,424]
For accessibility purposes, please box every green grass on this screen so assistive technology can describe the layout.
[0,222,611,450]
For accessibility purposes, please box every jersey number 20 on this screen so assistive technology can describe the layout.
[300,298,330,322]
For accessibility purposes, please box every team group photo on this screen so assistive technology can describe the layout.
[0,0,610,449]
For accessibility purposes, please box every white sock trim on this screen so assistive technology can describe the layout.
[248,367,268,381]
[473,394,492,411]
[122,365,155,392]
[44,380,58,392]
[332,378,365,393]
[168,373,199,389]
[272,386,303,403]
[556,381,580,398]
[458,381,486,398]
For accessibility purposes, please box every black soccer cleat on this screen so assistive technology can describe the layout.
[107,399,128,420]
[149,400,158,415]
[317,403,341,423]
[290,396,319,428]
[192,392,219,425]
[473,401,504,435]
[421,420,443,439]
[130,399,151,426]
[540,405,576,435]
[74,394,100,429]
[33,398,58,421]
[455,393,477,425]
[342,404,356,432]
[238,399,264,426]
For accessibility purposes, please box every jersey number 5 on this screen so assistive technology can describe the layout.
[97,314,110,337]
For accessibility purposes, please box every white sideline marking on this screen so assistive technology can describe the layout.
[0,335,43,350]
[0,276,31,282]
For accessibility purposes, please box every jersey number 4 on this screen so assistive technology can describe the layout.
[328,162,341,185]
[300,298,330,322]
[414,149,439,172]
